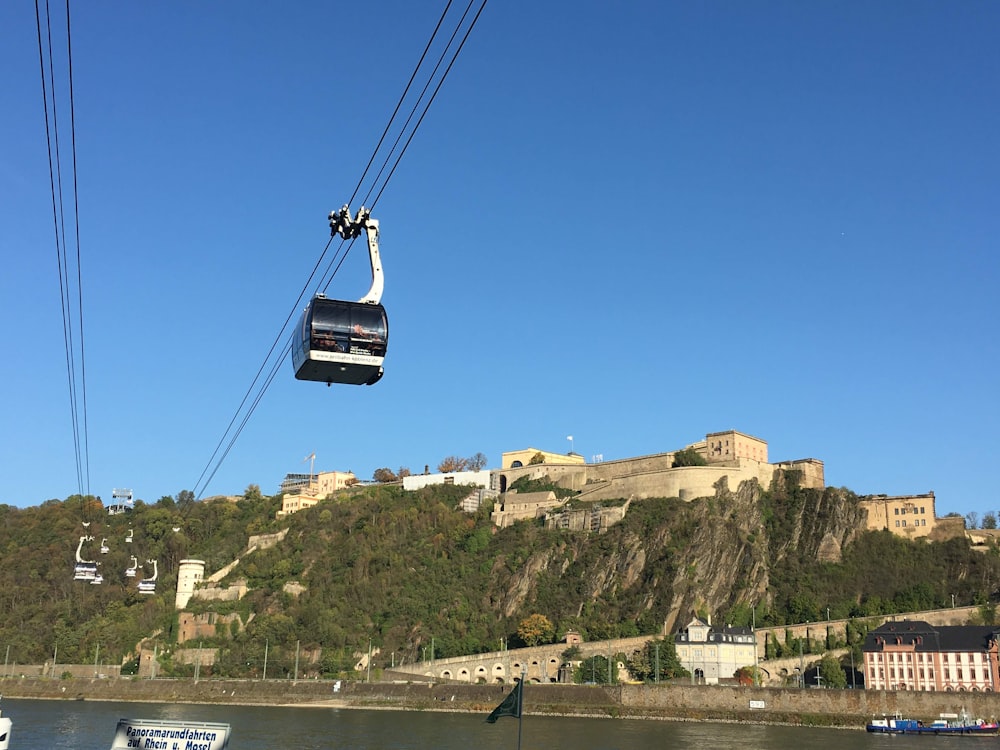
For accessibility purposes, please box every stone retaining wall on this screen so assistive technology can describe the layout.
[4,677,1000,728]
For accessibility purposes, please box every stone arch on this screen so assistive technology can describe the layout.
[441,670,453,680]
[500,475,508,492]
[475,665,488,684]
[459,668,470,682]
[547,657,560,682]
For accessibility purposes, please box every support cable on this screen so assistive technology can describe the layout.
[193,0,488,498]
[36,0,89,497]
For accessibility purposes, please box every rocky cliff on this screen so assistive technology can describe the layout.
[492,472,868,634]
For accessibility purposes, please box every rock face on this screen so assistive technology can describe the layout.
[492,471,868,633]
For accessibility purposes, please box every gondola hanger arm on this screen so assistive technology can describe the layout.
[329,205,383,305]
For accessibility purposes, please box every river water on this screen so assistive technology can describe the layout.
[1,697,984,750]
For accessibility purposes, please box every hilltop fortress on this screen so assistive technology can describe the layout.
[491,430,823,528]
[492,430,946,541]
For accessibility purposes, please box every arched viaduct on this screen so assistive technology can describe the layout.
[387,607,979,685]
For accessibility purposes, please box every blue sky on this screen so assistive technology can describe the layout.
[2,1,997,518]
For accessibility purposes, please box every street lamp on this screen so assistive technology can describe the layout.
[952,593,956,608]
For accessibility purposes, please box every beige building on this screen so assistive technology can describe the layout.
[860,492,937,539]
[698,430,768,464]
[501,448,586,470]
[276,470,356,517]
[674,617,757,685]
[491,490,565,528]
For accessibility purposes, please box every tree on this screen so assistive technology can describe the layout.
[397,467,412,479]
[626,637,688,682]
[467,452,488,471]
[176,490,196,510]
[575,654,616,684]
[517,614,555,647]
[983,512,998,530]
[672,448,707,468]
[966,512,980,529]
[818,653,847,688]
[561,645,582,661]
[528,452,546,465]
[437,456,469,472]
[372,468,397,483]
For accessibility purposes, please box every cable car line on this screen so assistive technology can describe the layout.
[35,0,91,497]
[191,0,488,498]
[342,0,456,214]
[65,0,93,498]
[354,0,487,219]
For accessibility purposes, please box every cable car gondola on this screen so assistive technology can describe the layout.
[138,559,158,594]
[292,206,388,386]
[73,535,97,581]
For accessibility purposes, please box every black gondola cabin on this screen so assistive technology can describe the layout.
[293,297,388,386]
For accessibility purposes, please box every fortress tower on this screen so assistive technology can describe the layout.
[175,559,206,609]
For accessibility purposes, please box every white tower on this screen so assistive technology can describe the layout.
[175,559,206,609]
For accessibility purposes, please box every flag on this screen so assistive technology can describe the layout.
[485,680,522,723]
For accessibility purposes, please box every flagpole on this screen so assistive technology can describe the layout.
[517,669,525,750]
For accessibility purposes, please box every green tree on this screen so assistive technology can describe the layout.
[517,614,555,646]
[818,653,847,688]
[672,448,707,467]
[627,637,688,682]
[528,452,546,465]
[372,468,397,483]
[575,654,616,684]
[561,645,582,661]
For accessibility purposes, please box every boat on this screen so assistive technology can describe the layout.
[867,709,999,735]
[0,704,10,750]
[109,718,230,749]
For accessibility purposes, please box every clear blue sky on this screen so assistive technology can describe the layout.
[2,1,997,517]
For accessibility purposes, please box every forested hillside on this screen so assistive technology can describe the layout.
[1,475,998,678]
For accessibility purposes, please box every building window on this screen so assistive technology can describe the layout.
[896,520,901,527]
[895,508,900,515]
